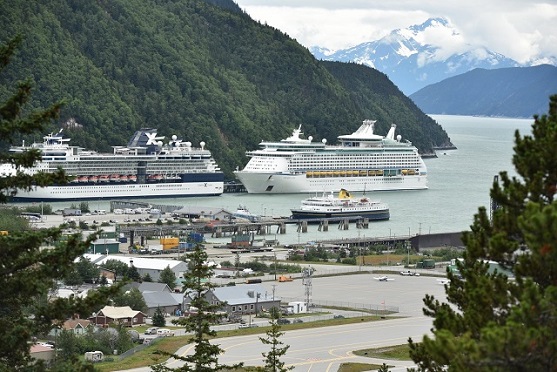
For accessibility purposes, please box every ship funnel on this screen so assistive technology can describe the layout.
[386,124,396,140]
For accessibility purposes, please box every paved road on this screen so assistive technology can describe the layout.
[121,274,447,371]
[124,316,432,372]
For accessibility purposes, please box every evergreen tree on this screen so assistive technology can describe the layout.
[158,265,177,290]
[152,306,166,327]
[142,273,153,282]
[0,36,118,370]
[151,244,242,371]
[126,264,141,282]
[259,307,292,372]
[409,95,557,371]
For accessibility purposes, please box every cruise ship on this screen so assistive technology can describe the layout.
[234,120,427,194]
[1,128,224,201]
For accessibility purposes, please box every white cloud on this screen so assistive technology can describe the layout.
[235,1,557,62]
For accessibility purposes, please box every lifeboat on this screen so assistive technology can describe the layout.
[128,174,137,182]
[120,175,128,182]
[98,175,109,183]
[402,169,408,175]
[70,176,80,183]
[109,174,120,182]
[78,176,89,183]
[154,174,163,181]
[359,170,368,176]
[88,175,99,183]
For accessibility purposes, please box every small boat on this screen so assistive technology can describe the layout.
[120,175,128,182]
[109,174,120,182]
[88,175,99,183]
[78,176,89,183]
[98,175,109,183]
[232,205,261,222]
[128,174,137,182]
[290,189,390,221]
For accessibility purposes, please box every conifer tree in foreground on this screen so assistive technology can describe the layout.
[152,306,166,327]
[409,95,557,371]
[0,36,117,370]
[151,244,242,371]
[259,307,292,372]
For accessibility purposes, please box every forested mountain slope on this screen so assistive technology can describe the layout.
[0,0,451,178]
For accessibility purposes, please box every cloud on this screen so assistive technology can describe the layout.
[235,0,557,62]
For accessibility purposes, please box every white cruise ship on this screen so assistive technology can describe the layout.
[1,128,224,201]
[234,120,427,194]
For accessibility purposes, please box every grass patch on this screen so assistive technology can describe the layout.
[337,362,388,372]
[353,344,411,360]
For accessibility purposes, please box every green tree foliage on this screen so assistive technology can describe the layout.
[142,273,153,282]
[0,207,29,231]
[102,259,129,280]
[158,265,177,290]
[112,287,147,313]
[152,306,166,327]
[75,257,101,283]
[0,1,451,179]
[0,36,118,370]
[409,95,557,371]
[153,244,242,371]
[259,307,292,372]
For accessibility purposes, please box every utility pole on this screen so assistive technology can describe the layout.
[302,266,313,312]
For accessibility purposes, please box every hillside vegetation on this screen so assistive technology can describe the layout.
[0,0,451,178]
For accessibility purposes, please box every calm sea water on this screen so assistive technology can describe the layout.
[18,115,533,245]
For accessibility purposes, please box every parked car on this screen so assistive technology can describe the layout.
[144,327,159,335]
[277,318,290,325]
[292,319,303,324]
[238,323,258,329]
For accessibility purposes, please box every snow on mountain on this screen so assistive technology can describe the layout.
[310,17,526,95]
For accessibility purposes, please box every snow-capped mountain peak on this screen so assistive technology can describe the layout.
[309,17,523,94]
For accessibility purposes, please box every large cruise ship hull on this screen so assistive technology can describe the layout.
[11,181,223,201]
[235,172,427,194]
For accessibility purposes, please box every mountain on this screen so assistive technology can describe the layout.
[310,18,526,95]
[409,65,557,118]
[0,0,452,179]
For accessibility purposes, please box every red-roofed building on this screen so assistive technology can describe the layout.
[88,306,146,327]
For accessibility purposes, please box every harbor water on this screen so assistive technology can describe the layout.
[16,115,533,245]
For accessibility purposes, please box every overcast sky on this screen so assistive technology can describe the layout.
[234,0,557,63]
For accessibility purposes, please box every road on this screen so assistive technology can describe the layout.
[121,274,447,371]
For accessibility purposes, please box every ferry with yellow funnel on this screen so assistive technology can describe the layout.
[290,189,390,221]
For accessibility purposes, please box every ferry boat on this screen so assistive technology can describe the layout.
[1,128,224,201]
[290,189,390,221]
[234,120,427,193]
